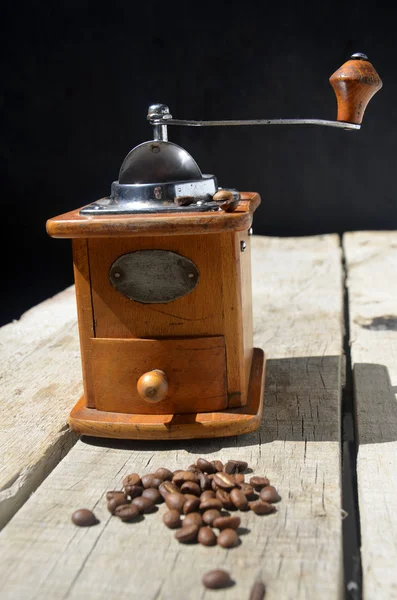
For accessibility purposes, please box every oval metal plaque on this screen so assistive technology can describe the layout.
[109,250,200,304]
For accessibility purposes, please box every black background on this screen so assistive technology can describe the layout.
[1,0,395,325]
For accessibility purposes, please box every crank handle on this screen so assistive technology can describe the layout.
[147,54,382,135]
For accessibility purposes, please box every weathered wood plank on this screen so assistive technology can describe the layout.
[344,231,397,600]
[0,287,80,529]
[0,235,344,599]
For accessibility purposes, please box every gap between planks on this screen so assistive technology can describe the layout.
[0,235,344,600]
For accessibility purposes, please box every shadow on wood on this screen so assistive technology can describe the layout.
[81,354,341,452]
[354,363,397,445]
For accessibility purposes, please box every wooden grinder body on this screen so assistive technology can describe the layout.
[47,192,265,439]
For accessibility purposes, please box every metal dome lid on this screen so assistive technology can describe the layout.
[80,139,222,215]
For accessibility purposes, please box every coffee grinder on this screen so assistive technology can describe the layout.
[47,54,382,440]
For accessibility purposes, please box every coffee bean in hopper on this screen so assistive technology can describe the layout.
[71,509,98,527]
[202,569,233,589]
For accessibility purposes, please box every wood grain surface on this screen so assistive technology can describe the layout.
[344,232,397,600]
[0,287,80,529]
[0,234,345,599]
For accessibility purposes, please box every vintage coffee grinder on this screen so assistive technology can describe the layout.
[47,54,382,440]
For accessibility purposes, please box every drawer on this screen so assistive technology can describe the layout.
[91,336,228,415]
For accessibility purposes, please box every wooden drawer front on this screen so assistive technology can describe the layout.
[91,337,227,415]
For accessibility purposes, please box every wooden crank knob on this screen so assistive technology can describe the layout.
[329,53,382,125]
[137,369,168,403]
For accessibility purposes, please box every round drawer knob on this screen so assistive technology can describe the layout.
[137,369,168,403]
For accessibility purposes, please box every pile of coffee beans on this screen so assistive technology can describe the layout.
[72,458,279,593]
[103,458,280,549]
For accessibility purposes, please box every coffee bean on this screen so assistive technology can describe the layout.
[198,527,217,546]
[202,569,233,589]
[198,472,211,491]
[249,500,276,515]
[259,486,281,503]
[213,472,236,490]
[212,516,241,530]
[114,503,140,522]
[238,483,256,500]
[196,458,217,474]
[175,524,199,543]
[122,473,141,488]
[224,460,248,474]
[230,488,249,510]
[217,528,240,548]
[211,460,224,472]
[249,580,266,600]
[183,496,201,514]
[142,488,163,504]
[183,512,203,527]
[200,490,215,502]
[172,471,197,485]
[211,479,219,492]
[187,464,201,473]
[235,473,245,484]
[71,509,98,527]
[216,489,235,510]
[124,485,143,499]
[141,474,162,489]
[107,495,130,515]
[202,509,222,526]
[200,498,223,512]
[159,481,180,498]
[165,492,186,512]
[250,476,270,490]
[132,496,156,514]
[163,510,181,529]
[154,467,174,481]
[106,490,127,502]
[180,481,201,496]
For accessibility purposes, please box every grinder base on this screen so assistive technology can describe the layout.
[68,348,265,440]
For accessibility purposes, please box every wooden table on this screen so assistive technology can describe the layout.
[0,233,396,600]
